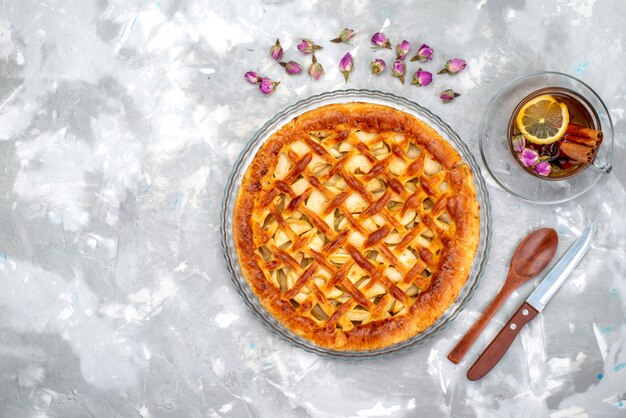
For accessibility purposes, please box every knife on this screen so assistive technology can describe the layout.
[467,219,597,381]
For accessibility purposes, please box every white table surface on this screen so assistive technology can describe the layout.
[0,0,625,417]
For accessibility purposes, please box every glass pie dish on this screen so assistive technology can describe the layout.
[220,89,492,358]
[479,71,614,204]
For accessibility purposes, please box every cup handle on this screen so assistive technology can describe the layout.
[590,156,612,174]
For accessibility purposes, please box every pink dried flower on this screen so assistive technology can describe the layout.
[244,71,260,84]
[391,60,406,84]
[518,148,539,167]
[259,77,279,95]
[330,28,356,44]
[308,55,324,80]
[396,40,411,60]
[438,58,467,75]
[280,60,303,75]
[511,135,526,153]
[339,52,353,82]
[298,39,323,55]
[371,32,391,49]
[371,58,386,75]
[410,68,432,87]
[269,39,283,61]
[410,44,434,62]
[436,89,461,103]
[534,161,552,176]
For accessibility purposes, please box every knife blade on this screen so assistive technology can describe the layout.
[467,220,597,381]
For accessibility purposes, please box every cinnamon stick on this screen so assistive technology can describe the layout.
[559,142,595,164]
[565,123,603,141]
[563,134,602,147]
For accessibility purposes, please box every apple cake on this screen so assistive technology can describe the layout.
[233,102,480,351]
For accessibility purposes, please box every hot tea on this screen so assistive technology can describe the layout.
[508,88,603,180]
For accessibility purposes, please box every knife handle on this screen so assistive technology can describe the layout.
[467,301,539,381]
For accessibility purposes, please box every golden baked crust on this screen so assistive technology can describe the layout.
[233,102,480,351]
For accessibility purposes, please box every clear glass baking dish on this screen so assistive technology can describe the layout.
[220,89,492,358]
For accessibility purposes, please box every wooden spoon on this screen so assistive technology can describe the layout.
[447,228,558,364]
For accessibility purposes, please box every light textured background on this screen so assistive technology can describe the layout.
[0,0,625,417]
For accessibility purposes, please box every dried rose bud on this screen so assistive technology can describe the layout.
[308,55,324,80]
[244,71,260,84]
[339,52,354,82]
[436,89,461,103]
[371,32,391,49]
[534,161,552,176]
[371,58,386,75]
[269,39,283,61]
[448,58,467,73]
[518,148,539,167]
[259,77,280,95]
[396,40,411,60]
[410,44,434,62]
[280,60,303,75]
[330,28,355,44]
[511,135,526,153]
[391,60,406,84]
[298,39,323,55]
[438,58,467,74]
[410,68,432,87]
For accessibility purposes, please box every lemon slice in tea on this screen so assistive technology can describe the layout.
[515,94,569,144]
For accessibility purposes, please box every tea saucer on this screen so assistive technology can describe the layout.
[479,71,613,204]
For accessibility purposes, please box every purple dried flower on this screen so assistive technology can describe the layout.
[410,68,432,87]
[534,161,552,176]
[371,32,391,49]
[391,60,406,84]
[511,135,526,153]
[371,58,386,75]
[330,28,356,43]
[297,39,323,55]
[448,58,467,73]
[438,58,467,75]
[396,40,411,60]
[339,52,353,82]
[259,77,279,95]
[410,44,434,62]
[436,89,461,103]
[244,71,260,84]
[518,148,539,167]
[308,55,324,80]
[269,39,283,61]
[280,60,303,75]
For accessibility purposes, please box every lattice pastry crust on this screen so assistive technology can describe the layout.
[233,103,480,351]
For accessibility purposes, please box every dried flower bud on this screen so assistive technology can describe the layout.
[436,89,461,103]
[410,68,432,87]
[269,39,283,61]
[396,40,411,60]
[371,32,391,49]
[391,60,406,84]
[330,28,356,43]
[308,55,324,80]
[259,77,280,95]
[339,52,354,82]
[244,71,260,84]
[518,148,539,167]
[534,161,552,176]
[438,58,467,74]
[280,60,303,75]
[371,58,386,75]
[410,44,433,62]
[298,39,323,55]
[511,135,526,153]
